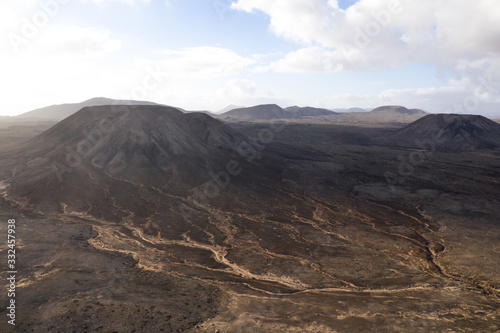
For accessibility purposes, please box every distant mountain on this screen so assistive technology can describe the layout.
[320,105,427,124]
[217,104,292,121]
[331,107,371,113]
[283,106,301,113]
[218,104,244,114]
[218,104,338,122]
[185,110,213,115]
[390,114,500,151]
[216,104,427,124]
[284,106,336,117]
[15,97,162,121]
[348,107,371,113]
[369,105,426,115]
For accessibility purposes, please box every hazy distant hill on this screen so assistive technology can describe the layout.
[218,104,338,121]
[218,104,292,121]
[216,104,427,124]
[391,114,500,151]
[218,104,244,114]
[331,107,371,113]
[185,110,213,115]
[321,105,427,124]
[15,97,161,121]
[284,106,336,118]
[369,105,426,116]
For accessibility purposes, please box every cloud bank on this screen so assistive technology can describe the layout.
[232,0,500,73]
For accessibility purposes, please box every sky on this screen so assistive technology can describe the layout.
[1,0,500,116]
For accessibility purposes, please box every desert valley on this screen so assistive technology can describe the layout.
[0,99,499,332]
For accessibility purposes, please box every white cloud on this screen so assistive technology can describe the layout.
[0,0,121,57]
[216,79,290,109]
[0,7,123,115]
[268,47,344,72]
[434,0,500,58]
[232,0,338,46]
[152,79,291,112]
[232,0,500,74]
[146,47,255,78]
[35,26,122,57]
[228,79,257,95]
[83,0,150,4]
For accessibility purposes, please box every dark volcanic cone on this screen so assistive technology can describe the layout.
[390,113,500,151]
[0,105,252,218]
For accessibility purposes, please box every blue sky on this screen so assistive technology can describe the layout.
[1,0,499,116]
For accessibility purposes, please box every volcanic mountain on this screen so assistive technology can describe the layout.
[217,104,291,121]
[217,104,244,113]
[390,113,500,151]
[329,107,370,113]
[0,105,254,219]
[2,102,500,332]
[284,106,336,118]
[354,105,426,122]
[315,105,426,124]
[218,104,338,122]
[369,105,426,115]
[15,97,162,121]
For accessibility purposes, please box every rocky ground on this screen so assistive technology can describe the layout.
[0,120,499,332]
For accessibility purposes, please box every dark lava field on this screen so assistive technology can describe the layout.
[0,106,499,332]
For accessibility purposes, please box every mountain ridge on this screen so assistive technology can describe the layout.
[15,97,164,121]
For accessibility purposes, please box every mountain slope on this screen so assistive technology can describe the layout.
[390,114,500,150]
[15,97,161,120]
[284,106,336,117]
[1,105,253,218]
[218,104,244,113]
[217,104,291,121]
[369,105,426,115]
[320,105,427,124]
[1,105,500,333]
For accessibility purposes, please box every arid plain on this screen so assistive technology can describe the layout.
[0,103,499,332]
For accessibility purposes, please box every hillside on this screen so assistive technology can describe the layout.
[1,104,252,218]
[217,104,290,121]
[390,114,500,151]
[15,97,161,121]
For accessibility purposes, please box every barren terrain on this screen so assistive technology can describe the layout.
[0,111,499,332]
